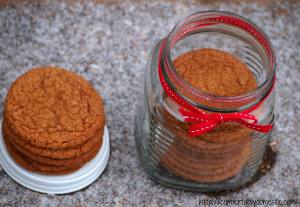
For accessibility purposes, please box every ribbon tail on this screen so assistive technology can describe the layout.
[188,121,218,137]
[238,120,273,133]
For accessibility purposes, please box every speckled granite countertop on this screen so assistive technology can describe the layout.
[0,0,299,206]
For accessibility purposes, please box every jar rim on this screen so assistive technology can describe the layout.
[162,11,276,112]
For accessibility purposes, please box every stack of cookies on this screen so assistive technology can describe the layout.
[160,122,251,182]
[2,67,105,175]
[159,48,257,182]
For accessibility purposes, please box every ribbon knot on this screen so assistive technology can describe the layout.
[179,108,272,137]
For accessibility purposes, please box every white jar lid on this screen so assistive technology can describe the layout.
[0,120,110,194]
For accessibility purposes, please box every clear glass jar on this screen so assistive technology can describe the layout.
[135,11,276,191]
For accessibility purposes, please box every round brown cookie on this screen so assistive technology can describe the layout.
[158,48,257,182]
[192,123,253,144]
[161,141,250,182]
[6,138,83,172]
[5,138,82,175]
[173,138,250,163]
[161,143,245,172]
[4,66,105,149]
[159,124,251,181]
[161,154,245,183]
[158,103,253,150]
[173,48,257,96]
[174,133,251,157]
[4,127,102,167]
[3,120,103,159]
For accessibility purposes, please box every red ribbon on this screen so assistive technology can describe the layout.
[158,39,274,138]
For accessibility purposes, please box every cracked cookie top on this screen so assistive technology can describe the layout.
[4,66,105,149]
[173,48,257,97]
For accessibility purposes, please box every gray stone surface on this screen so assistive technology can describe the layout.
[0,0,299,206]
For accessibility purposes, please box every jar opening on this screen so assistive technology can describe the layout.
[161,11,276,112]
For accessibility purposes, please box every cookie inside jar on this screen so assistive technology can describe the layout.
[160,48,257,183]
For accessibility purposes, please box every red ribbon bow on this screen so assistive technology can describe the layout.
[158,39,274,138]
[179,108,273,137]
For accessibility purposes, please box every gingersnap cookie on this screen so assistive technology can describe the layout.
[161,151,249,183]
[173,48,257,96]
[3,122,102,166]
[158,105,252,155]
[160,129,251,180]
[4,138,81,175]
[2,66,106,175]
[3,120,103,160]
[174,136,251,160]
[158,104,252,151]
[161,140,250,182]
[163,141,249,171]
[158,48,257,182]
[159,114,252,182]
[188,128,250,155]
[4,66,105,149]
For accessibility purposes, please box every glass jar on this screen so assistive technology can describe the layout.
[135,11,276,191]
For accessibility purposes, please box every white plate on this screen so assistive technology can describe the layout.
[0,120,110,194]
